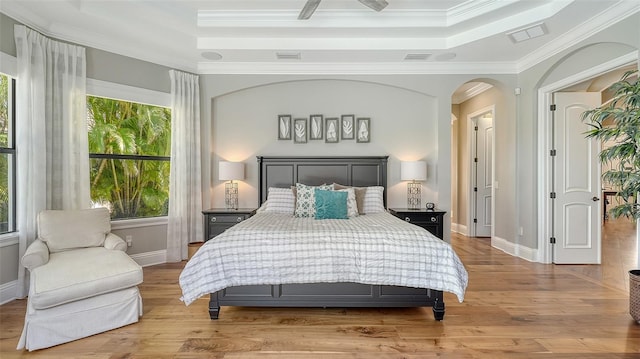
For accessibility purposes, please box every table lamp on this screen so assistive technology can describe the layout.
[401,161,427,209]
[219,161,244,210]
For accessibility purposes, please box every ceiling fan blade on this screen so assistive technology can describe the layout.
[357,0,388,12]
[298,0,322,20]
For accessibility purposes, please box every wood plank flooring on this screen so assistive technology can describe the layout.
[1,219,638,358]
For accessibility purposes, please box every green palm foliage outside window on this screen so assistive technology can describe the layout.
[87,96,171,219]
[0,73,15,233]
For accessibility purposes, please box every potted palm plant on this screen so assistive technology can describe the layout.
[582,69,639,323]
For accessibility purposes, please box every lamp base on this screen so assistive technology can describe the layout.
[225,182,238,210]
[407,181,421,210]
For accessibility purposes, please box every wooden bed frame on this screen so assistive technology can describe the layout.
[208,156,445,321]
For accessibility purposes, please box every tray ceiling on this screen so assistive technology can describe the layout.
[0,0,638,74]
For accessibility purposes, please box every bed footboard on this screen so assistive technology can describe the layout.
[209,282,445,321]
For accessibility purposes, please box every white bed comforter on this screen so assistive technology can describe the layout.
[179,211,468,305]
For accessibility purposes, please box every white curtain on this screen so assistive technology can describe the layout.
[14,25,90,297]
[166,70,203,262]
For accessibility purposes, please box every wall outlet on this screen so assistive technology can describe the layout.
[125,235,133,247]
[519,227,524,236]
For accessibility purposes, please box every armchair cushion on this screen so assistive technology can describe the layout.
[37,208,111,253]
[21,239,49,270]
[30,247,143,310]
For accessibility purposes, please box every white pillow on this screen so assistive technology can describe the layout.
[294,183,333,218]
[362,186,385,214]
[335,187,359,217]
[265,187,295,214]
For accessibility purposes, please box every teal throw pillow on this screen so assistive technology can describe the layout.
[314,189,348,220]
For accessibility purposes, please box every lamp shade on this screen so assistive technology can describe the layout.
[401,161,427,181]
[219,161,244,181]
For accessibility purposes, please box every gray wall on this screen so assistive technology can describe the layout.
[200,73,518,245]
[454,85,517,242]
[210,79,438,210]
[0,10,638,290]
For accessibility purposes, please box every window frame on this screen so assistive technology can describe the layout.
[86,79,171,222]
[0,72,17,237]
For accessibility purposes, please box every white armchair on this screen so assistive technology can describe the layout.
[17,208,143,351]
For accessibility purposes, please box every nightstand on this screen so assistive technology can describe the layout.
[388,208,446,240]
[202,208,257,242]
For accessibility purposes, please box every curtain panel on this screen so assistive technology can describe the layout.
[166,70,203,262]
[14,25,90,297]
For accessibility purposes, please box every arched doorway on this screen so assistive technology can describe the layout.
[451,81,495,239]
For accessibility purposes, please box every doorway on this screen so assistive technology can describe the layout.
[538,54,638,264]
[469,108,494,238]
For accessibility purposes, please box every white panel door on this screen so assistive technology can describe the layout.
[553,92,601,264]
[474,114,493,237]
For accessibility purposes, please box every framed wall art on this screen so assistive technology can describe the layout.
[325,118,339,143]
[310,114,323,140]
[341,114,355,140]
[278,115,291,140]
[294,118,307,143]
[356,118,370,143]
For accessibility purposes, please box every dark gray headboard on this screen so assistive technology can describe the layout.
[257,156,388,206]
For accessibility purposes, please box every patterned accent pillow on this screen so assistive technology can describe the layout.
[335,187,359,217]
[294,183,333,218]
[314,189,348,219]
[265,187,295,214]
[362,186,385,214]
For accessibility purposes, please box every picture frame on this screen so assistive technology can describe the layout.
[341,114,355,140]
[293,118,307,143]
[356,118,370,143]
[309,114,323,140]
[278,115,292,140]
[325,118,339,143]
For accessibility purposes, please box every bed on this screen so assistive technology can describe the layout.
[179,156,468,321]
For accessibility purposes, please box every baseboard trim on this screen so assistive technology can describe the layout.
[451,223,468,236]
[130,250,167,267]
[491,236,537,262]
[0,280,17,305]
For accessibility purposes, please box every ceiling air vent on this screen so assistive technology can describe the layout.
[276,52,301,60]
[508,23,547,43]
[404,53,431,61]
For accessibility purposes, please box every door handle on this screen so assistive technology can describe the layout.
[592,196,600,202]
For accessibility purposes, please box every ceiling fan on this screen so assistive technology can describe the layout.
[298,0,389,20]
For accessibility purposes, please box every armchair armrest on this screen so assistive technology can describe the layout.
[104,233,127,251]
[21,239,50,270]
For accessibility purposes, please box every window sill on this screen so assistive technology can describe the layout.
[0,232,19,248]
[111,216,168,230]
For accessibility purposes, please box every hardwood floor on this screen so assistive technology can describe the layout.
[1,222,639,358]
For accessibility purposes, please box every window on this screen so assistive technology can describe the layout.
[0,73,16,234]
[87,96,171,220]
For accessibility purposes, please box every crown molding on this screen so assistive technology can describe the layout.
[3,1,635,77]
[516,0,640,72]
[197,1,545,28]
[197,61,519,75]
[452,82,494,104]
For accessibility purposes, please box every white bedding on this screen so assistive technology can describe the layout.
[179,211,468,305]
